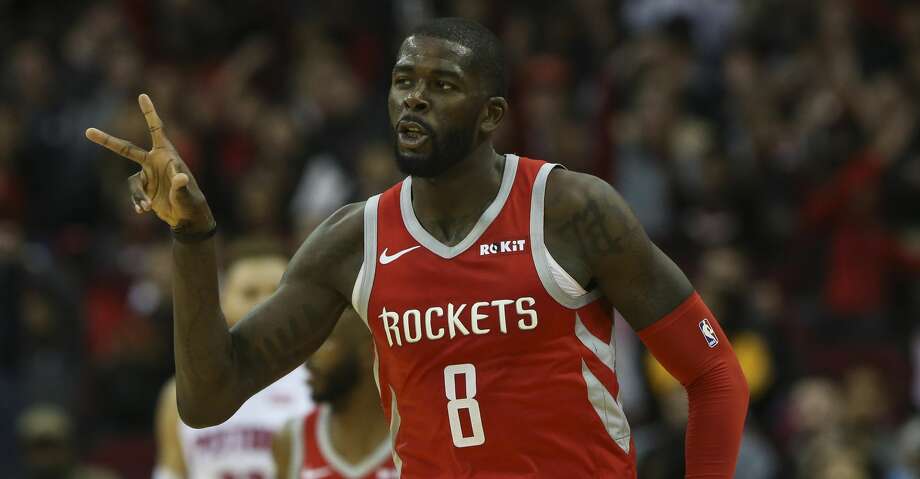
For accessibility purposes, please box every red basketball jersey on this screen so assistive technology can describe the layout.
[288,406,397,479]
[352,155,636,477]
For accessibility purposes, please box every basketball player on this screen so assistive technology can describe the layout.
[153,245,312,479]
[272,309,396,479]
[87,18,749,478]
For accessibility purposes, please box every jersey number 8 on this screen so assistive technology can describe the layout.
[443,364,486,448]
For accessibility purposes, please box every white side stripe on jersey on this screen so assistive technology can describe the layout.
[575,313,630,453]
[581,359,631,453]
[388,388,403,476]
[575,313,616,373]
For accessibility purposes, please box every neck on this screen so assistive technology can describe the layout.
[327,378,388,462]
[410,142,504,245]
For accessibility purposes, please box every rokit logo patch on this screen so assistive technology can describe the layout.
[479,239,527,256]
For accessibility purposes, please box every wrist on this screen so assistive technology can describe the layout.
[171,218,217,244]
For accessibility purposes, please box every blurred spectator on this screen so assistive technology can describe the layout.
[890,417,920,479]
[785,377,843,448]
[635,386,688,478]
[17,404,119,479]
[798,435,874,479]
[842,366,899,472]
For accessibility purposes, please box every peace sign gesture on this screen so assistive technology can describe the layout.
[85,94,214,234]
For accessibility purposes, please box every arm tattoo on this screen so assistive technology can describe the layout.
[178,285,225,383]
[558,195,629,258]
[232,303,339,391]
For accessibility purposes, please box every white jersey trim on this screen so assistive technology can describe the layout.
[580,358,631,453]
[353,196,382,396]
[545,248,588,297]
[576,312,630,453]
[388,387,403,476]
[530,163,603,309]
[575,312,617,374]
[315,406,393,479]
[350,261,365,320]
[372,343,381,396]
[400,154,519,259]
[352,195,381,324]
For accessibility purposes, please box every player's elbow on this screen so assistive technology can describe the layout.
[175,387,236,428]
[176,409,213,429]
[177,400,231,429]
[686,356,751,415]
[726,353,750,409]
[714,355,750,408]
[739,368,751,405]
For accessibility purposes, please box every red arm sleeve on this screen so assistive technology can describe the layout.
[638,293,750,478]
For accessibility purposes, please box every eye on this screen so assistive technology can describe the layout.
[394,77,413,88]
[436,80,456,91]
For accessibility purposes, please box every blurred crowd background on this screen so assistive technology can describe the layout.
[2,0,920,478]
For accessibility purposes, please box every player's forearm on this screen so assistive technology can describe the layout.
[171,237,238,427]
[684,358,749,478]
[637,293,749,477]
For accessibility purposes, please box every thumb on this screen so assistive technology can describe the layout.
[169,172,193,205]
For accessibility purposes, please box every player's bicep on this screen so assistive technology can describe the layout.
[562,174,693,329]
[228,203,363,397]
[230,278,345,395]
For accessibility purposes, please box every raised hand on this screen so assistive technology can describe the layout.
[85,94,214,234]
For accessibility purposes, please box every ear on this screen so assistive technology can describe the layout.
[479,97,508,134]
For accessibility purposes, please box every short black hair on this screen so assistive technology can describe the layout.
[407,17,508,97]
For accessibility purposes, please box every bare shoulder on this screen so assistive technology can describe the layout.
[284,201,366,297]
[316,201,366,237]
[544,168,693,329]
[303,201,366,254]
[543,168,641,268]
[543,169,635,236]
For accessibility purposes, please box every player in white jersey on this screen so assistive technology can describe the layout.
[153,242,313,479]
[272,309,395,479]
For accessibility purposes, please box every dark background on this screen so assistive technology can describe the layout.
[2,0,920,477]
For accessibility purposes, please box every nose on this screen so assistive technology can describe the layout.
[404,87,430,113]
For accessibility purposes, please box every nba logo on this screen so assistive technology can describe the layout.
[698,319,719,348]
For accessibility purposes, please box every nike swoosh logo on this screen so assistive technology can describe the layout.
[379,245,421,264]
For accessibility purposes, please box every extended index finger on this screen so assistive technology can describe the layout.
[85,128,148,165]
[138,93,165,149]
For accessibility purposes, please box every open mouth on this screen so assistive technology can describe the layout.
[398,120,431,149]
